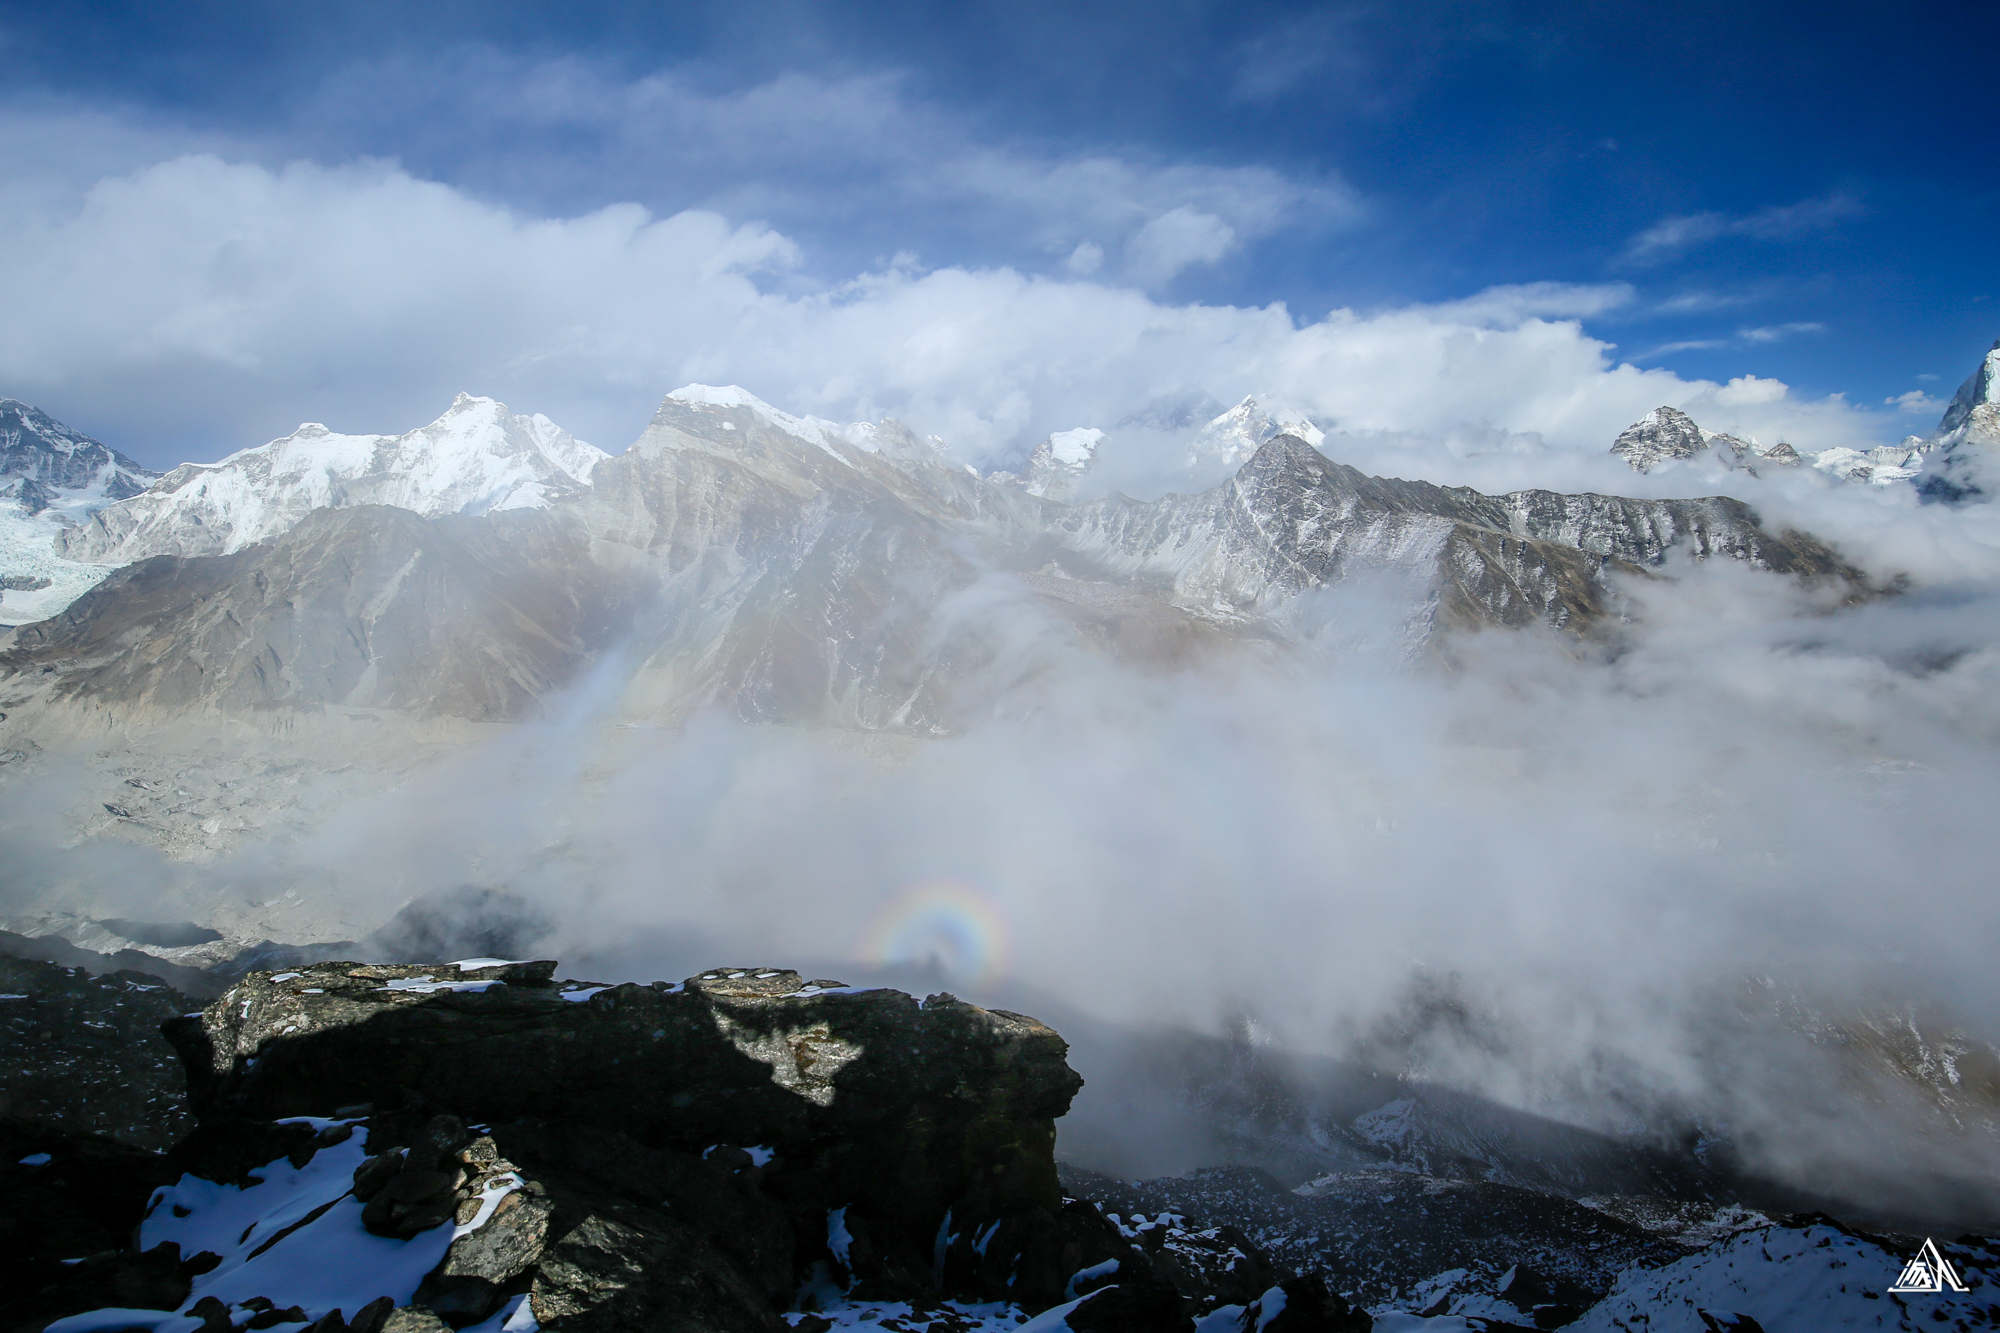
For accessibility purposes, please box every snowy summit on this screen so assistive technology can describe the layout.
[0,401,160,625]
[57,394,606,566]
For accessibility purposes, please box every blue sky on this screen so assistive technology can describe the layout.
[0,0,1991,470]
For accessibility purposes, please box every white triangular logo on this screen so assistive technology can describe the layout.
[1887,1237,1970,1294]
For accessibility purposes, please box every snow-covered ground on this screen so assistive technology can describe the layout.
[27,1103,2000,1333]
[1565,1222,1995,1332]
[43,1117,532,1333]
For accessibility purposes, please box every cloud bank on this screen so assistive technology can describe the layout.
[0,128,1905,477]
[18,538,2000,1211]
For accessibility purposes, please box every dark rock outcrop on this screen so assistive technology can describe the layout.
[0,953,193,1147]
[138,960,1254,1328]
[21,959,1338,1331]
[166,961,1080,1275]
[0,1116,181,1322]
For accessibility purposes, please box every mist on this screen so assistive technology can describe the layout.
[11,459,2000,1214]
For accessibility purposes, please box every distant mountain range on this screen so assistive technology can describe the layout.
[2,382,1857,728]
[55,392,605,565]
[9,338,2000,718]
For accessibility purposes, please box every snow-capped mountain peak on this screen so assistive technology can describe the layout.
[666,384,851,454]
[1187,396,1325,471]
[1008,427,1105,500]
[654,385,948,468]
[1,399,156,515]
[0,401,163,625]
[56,395,606,566]
[1919,338,2000,502]
[1939,338,2000,437]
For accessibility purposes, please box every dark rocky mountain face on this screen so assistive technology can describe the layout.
[0,399,155,514]
[0,954,192,1148]
[0,394,1867,729]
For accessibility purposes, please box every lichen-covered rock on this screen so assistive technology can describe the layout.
[9,962,1333,1332]
[489,1120,793,1307]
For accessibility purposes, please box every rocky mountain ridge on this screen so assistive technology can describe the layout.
[989,395,1327,503]
[0,400,156,513]
[1610,338,2000,494]
[0,384,1861,730]
[1609,406,1801,477]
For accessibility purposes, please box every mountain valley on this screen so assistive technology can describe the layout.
[4,357,2000,1330]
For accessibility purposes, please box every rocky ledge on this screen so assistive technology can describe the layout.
[3,962,1368,1333]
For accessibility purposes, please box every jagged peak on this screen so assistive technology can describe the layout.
[1611,405,1709,471]
[1203,395,1326,449]
[1238,428,1336,477]
[661,383,852,451]
[656,386,954,471]
[1939,338,2000,436]
[0,400,157,487]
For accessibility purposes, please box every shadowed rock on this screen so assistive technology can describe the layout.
[166,962,1083,1309]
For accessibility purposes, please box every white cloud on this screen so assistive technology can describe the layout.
[1653,288,1769,314]
[0,148,1896,479]
[1415,281,1634,326]
[1226,7,1368,102]
[1619,194,1863,267]
[1635,339,1730,359]
[288,56,1361,291]
[1739,321,1825,343]
[1634,322,1825,363]
[1124,207,1237,283]
[1064,241,1104,276]
[1711,374,1790,406]
[1888,389,1943,414]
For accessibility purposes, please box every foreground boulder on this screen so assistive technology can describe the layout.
[166,962,1080,1293]
[0,962,1372,1333]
